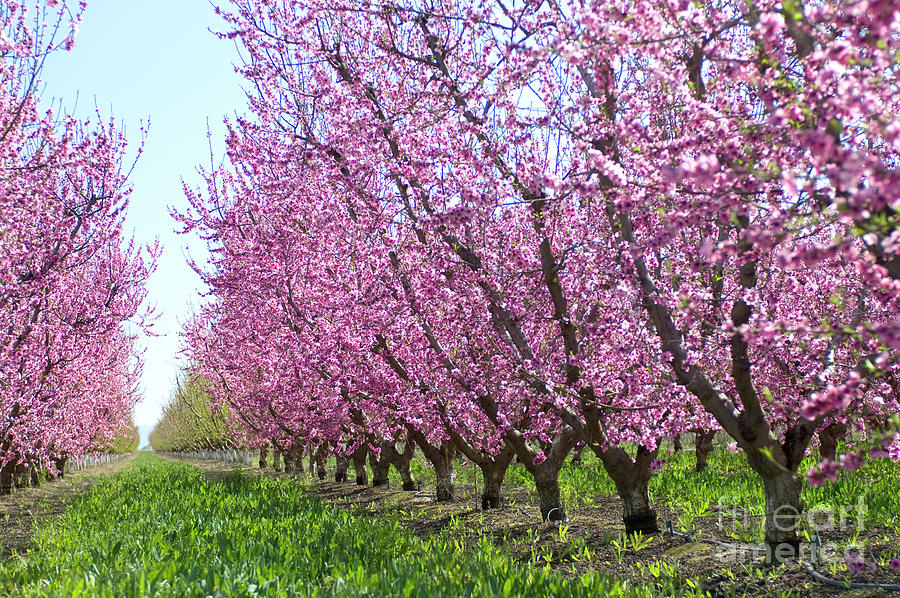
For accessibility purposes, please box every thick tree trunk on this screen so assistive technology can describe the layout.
[369,448,391,487]
[284,444,301,474]
[314,444,328,480]
[733,423,816,563]
[479,448,514,510]
[511,440,575,523]
[504,428,577,522]
[334,455,349,482]
[432,446,455,502]
[672,434,683,452]
[388,439,416,491]
[762,471,803,561]
[598,446,659,533]
[53,457,67,478]
[408,428,456,501]
[294,447,305,474]
[742,426,813,562]
[272,450,283,472]
[352,445,368,486]
[694,429,716,472]
[397,464,415,490]
[818,422,847,461]
[0,461,14,495]
[617,476,657,534]
[258,446,268,469]
[12,463,28,490]
[534,472,565,522]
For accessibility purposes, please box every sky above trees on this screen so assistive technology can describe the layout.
[40,1,247,430]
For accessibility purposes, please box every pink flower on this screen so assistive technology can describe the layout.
[839,452,865,472]
[845,552,866,575]
[807,459,841,486]
[756,12,786,38]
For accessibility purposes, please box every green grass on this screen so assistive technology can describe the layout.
[0,453,703,597]
[495,446,900,530]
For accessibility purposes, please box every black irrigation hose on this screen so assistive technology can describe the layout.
[801,561,900,592]
[664,521,900,592]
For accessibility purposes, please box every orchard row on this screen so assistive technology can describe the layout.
[0,2,153,490]
[147,0,900,558]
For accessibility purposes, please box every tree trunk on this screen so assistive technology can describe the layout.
[0,461,14,495]
[284,444,300,474]
[818,422,847,461]
[672,435,682,452]
[598,446,659,533]
[505,440,575,523]
[694,429,716,472]
[388,439,416,491]
[762,471,803,562]
[272,450,283,472]
[432,445,455,501]
[12,463,28,490]
[369,447,391,487]
[352,445,368,485]
[740,424,815,563]
[314,444,328,480]
[534,472,565,522]
[479,448,514,510]
[335,455,349,482]
[53,457,67,478]
[616,476,657,533]
[408,428,456,501]
[298,444,310,474]
[502,428,577,522]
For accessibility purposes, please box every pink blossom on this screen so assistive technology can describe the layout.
[845,552,867,575]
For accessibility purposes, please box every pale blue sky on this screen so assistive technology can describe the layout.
[41,2,248,435]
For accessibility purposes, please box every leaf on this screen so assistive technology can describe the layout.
[827,118,843,139]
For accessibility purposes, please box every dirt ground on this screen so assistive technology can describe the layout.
[167,454,900,597]
[0,453,137,558]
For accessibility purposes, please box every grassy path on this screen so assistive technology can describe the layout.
[0,453,695,597]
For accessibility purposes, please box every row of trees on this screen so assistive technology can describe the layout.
[149,375,232,453]
[0,2,152,489]
[101,422,141,455]
[164,0,898,558]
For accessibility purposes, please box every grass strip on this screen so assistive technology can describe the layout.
[0,453,702,597]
